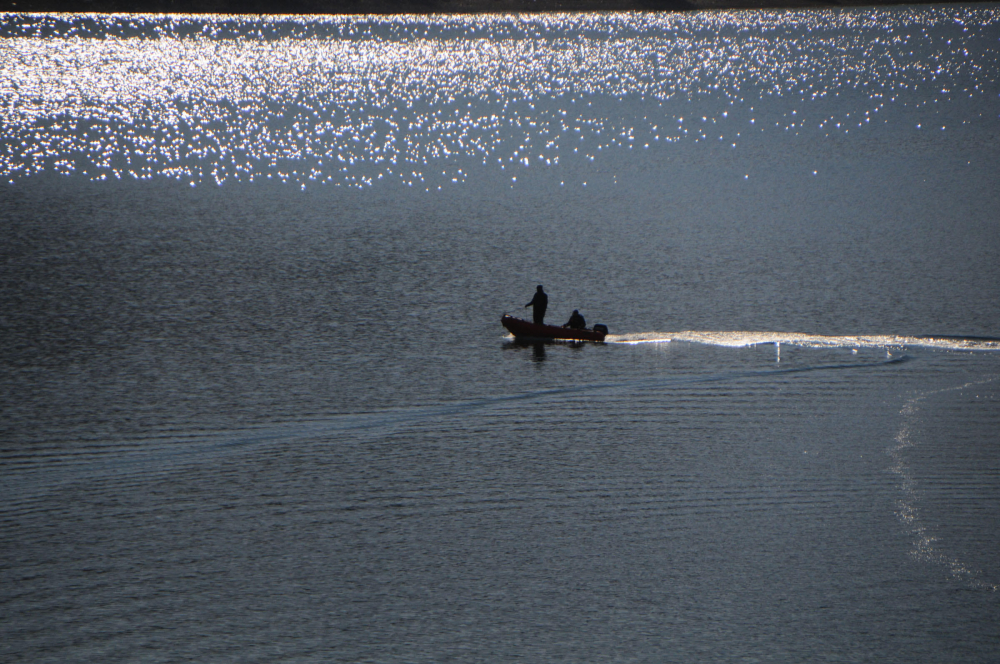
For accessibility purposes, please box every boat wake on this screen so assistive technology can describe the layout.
[891,377,1000,592]
[608,330,1000,352]
[2,351,909,518]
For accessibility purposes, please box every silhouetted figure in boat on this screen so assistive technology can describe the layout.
[525,285,548,325]
[563,309,586,330]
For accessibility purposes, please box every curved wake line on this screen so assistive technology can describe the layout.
[0,353,908,516]
[890,376,1000,592]
[609,330,1000,351]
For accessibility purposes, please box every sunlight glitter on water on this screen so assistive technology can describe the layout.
[1,9,997,188]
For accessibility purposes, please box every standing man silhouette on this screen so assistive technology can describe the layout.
[525,285,548,325]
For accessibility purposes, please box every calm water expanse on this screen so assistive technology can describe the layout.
[2,7,999,662]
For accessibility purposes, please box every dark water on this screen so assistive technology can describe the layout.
[2,8,999,662]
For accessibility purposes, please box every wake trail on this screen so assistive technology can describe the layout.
[608,330,1000,351]
[0,352,909,515]
[891,376,1000,592]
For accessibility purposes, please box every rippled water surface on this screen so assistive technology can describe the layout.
[2,7,999,662]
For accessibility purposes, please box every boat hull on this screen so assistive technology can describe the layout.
[501,314,607,342]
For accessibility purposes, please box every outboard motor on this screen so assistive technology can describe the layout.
[593,324,609,335]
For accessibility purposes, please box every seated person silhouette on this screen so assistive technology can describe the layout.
[525,285,548,324]
[563,309,586,330]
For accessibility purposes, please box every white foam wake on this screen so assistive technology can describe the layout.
[608,331,1000,352]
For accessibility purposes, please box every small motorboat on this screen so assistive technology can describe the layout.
[501,314,608,342]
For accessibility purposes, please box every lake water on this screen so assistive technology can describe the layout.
[2,7,999,662]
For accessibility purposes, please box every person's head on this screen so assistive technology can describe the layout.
[573,309,579,314]
[537,285,544,292]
